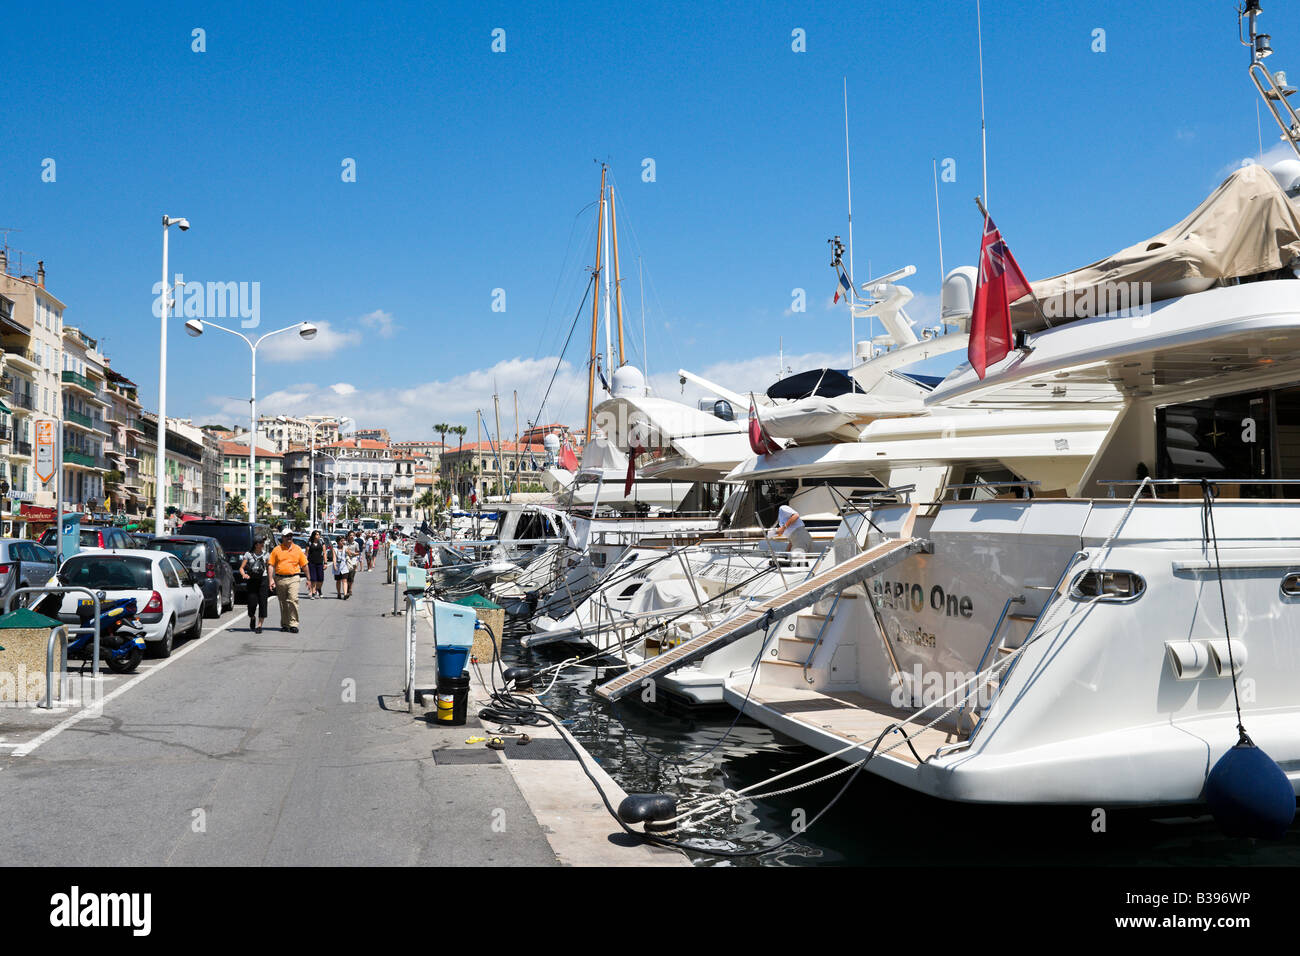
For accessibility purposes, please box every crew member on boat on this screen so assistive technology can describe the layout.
[770,504,813,553]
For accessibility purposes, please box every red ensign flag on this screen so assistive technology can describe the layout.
[969,213,1033,379]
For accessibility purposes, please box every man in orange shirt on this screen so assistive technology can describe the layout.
[268,530,309,633]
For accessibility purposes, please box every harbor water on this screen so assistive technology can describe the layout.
[500,626,1300,867]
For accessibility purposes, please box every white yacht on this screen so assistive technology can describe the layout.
[600,136,1300,807]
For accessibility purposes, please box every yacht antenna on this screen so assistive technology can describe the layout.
[843,77,858,366]
[610,183,626,367]
[1241,1,1300,159]
[976,0,989,209]
[638,256,648,386]
[933,157,945,309]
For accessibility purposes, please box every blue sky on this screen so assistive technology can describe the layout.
[1,0,1287,440]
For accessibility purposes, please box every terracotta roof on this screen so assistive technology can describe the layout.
[220,441,284,458]
[323,438,389,450]
[441,441,545,454]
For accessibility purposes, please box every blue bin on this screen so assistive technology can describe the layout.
[436,646,470,679]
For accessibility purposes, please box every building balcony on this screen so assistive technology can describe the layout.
[61,370,99,398]
[63,448,105,469]
[10,391,34,412]
[0,424,11,442]
[2,345,38,369]
[64,408,97,430]
[11,440,32,457]
[0,374,12,393]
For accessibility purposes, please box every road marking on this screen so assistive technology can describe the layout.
[11,613,245,758]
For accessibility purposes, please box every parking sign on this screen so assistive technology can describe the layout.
[35,420,56,484]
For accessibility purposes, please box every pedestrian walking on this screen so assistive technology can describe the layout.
[344,532,361,598]
[238,537,270,633]
[332,533,350,599]
[306,530,327,599]
[268,530,308,632]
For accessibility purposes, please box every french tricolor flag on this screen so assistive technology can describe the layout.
[833,267,852,304]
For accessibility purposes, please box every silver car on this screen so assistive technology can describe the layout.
[55,550,205,658]
[0,538,60,610]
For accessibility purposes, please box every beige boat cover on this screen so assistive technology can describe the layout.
[1011,164,1300,330]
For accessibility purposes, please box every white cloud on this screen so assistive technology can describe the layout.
[260,320,361,362]
[359,309,397,338]
[330,382,357,396]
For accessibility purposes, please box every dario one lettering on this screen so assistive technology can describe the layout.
[872,579,974,619]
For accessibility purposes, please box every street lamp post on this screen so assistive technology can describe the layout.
[277,415,351,529]
[155,214,189,534]
[185,319,317,527]
[316,452,340,531]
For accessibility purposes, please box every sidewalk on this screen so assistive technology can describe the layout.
[408,597,689,867]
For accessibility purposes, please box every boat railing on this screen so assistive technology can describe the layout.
[941,480,1040,500]
[1098,478,1300,498]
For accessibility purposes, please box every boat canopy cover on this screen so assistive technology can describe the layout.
[766,368,864,400]
[1010,164,1300,331]
[578,436,628,471]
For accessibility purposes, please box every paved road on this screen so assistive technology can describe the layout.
[0,570,558,866]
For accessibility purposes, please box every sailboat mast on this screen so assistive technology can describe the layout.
[610,185,626,367]
[494,390,505,500]
[602,173,613,376]
[585,165,607,441]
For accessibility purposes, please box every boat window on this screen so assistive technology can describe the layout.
[949,466,1026,500]
[1156,389,1274,498]
[1070,569,1145,602]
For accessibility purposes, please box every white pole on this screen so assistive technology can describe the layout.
[155,221,170,534]
[843,77,857,366]
[933,158,945,307]
[309,424,316,529]
[977,0,988,210]
[249,345,257,525]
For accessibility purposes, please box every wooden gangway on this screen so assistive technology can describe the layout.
[594,536,928,702]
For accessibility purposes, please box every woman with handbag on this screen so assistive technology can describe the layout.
[239,537,270,633]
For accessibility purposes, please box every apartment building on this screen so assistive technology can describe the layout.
[60,325,110,514]
[439,440,547,502]
[392,453,417,521]
[220,441,285,518]
[138,413,208,531]
[391,439,443,472]
[0,254,65,534]
[103,365,147,519]
[259,415,342,454]
[317,438,394,520]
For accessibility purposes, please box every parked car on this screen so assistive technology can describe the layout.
[176,519,272,597]
[56,550,205,657]
[129,532,155,547]
[38,524,137,550]
[144,535,234,618]
[0,538,60,609]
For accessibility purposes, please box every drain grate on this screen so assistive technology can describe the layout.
[503,738,577,761]
[432,749,501,765]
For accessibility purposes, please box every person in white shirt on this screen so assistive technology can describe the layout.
[771,504,813,553]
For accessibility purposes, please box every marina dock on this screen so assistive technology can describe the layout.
[0,573,684,867]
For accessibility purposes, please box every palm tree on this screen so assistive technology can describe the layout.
[433,422,450,457]
[227,495,247,520]
[415,489,435,521]
[345,495,363,520]
[257,497,273,520]
[450,424,468,499]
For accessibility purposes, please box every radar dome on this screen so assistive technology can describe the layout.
[1269,158,1300,197]
[543,433,561,453]
[611,364,646,397]
[941,265,978,330]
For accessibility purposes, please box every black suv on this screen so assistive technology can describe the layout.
[145,534,235,618]
[177,520,273,598]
